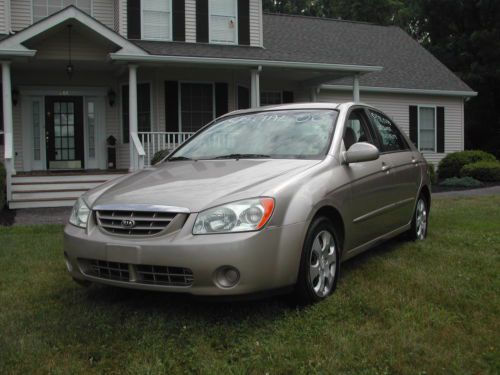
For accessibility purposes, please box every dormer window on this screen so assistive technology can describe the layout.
[209,0,237,44]
[33,0,92,23]
[141,0,172,41]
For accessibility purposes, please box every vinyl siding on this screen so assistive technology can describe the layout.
[0,0,7,34]
[315,89,465,165]
[13,102,23,171]
[11,0,31,31]
[249,0,261,46]
[185,0,196,43]
[93,0,115,29]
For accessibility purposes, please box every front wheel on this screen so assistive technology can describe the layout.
[408,195,429,241]
[294,217,341,305]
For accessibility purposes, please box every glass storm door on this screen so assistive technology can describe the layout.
[45,96,84,169]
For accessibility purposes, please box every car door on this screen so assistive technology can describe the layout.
[341,108,397,250]
[367,109,421,229]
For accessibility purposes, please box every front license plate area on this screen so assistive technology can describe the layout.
[106,244,141,264]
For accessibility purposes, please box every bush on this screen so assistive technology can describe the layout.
[460,161,500,182]
[439,176,483,188]
[427,162,437,185]
[150,149,170,165]
[0,162,5,209]
[437,150,497,179]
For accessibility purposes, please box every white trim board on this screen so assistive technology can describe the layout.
[321,84,477,98]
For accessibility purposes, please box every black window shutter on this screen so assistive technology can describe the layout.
[127,0,141,39]
[196,0,209,43]
[165,81,179,132]
[437,106,445,153]
[215,83,229,117]
[409,105,418,147]
[237,86,250,109]
[238,0,250,45]
[282,91,294,104]
[172,0,185,42]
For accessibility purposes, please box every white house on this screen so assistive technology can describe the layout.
[0,0,476,208]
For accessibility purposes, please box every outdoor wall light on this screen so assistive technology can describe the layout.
[108,89,116,106]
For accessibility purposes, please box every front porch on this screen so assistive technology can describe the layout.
[0,6,378,208]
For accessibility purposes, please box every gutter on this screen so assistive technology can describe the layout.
[109,53,384,73]
[0,49,37,57]
[322,84,477,97]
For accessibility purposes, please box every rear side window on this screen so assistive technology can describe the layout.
[368,110,408,152]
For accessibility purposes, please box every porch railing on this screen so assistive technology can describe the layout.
[130,133,146,170]
[139,131,195,167]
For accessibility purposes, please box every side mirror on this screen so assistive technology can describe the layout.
[342,142,380,164]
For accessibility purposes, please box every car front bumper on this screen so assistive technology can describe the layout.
[63,214,307,296]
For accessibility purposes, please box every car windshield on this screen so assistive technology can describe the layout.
[168,109,338,161]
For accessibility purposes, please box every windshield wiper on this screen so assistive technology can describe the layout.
[168,156,194,161]
[214,153,271,160]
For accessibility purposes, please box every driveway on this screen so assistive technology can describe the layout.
[433,185,500,198]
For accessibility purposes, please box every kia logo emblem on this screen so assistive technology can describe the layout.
[121,219,135,228]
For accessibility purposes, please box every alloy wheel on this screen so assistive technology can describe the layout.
[309,230,337,297]
[415,198,428,240]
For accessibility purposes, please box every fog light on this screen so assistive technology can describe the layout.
[214,266,240,288]
[64,252,73,272]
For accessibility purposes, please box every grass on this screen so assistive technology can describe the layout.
[0,196,499,375]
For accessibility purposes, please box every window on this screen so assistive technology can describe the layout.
[122,83,151,143]
[33,0,92,23]
[180,83,214,133]
[369,110,408,152]
[419,106,436,152]
[260,91,282,106]
[142,0,172,41]
[344,110,375,150]
[87,101,96,159]
[209,0,237,44]
[32,101,41,160]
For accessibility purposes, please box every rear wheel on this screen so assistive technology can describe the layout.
[294,217,341,305]
[408,195,429,241]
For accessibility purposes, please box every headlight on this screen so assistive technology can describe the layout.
[193,198,275,234]
[69,198,91,228]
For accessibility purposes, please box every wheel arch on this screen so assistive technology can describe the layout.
[311,205,346,257]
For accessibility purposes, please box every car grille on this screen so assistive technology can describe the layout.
[95,210,177,236]
[79,259,194,287]
[136,265,194,286]
[85,259,130,282]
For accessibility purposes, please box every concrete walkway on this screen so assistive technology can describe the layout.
[13,207,72,226]
[433,185,500,198]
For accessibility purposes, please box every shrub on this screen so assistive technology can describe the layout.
[439,176,483,188]
[150,149,170,165]
[460,161,500,182]
[427,162,437,185]
[0,162,5,209]
[437,150,497,179]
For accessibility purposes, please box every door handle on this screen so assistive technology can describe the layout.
[411,157,419,166]
[381,163,391,172]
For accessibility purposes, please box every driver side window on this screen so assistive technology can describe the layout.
[343,110,375,150]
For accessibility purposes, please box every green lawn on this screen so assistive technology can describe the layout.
[0,196,499,375]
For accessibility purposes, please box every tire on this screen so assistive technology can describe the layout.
[408,195,429,241]
[294,217,341,305]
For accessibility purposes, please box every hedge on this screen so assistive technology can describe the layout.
[439,176,483,188]
[460,160,500,182]
[151,149,170,165]
[0,162,5,209]
[438,150,497,179]
[427,162,437,185]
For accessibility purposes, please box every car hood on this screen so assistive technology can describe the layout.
[89,159,321,212]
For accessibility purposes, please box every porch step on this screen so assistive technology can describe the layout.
[9,172,127,209]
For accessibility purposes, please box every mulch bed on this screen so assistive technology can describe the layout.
[0,208,16,226]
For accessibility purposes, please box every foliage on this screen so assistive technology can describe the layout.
[426,162,436,185]
[150,149,170,165]
[438,176,483,188]
[1,197,499,374]
[437,150,496,179]
[460,160,500,182]
[0,162,5,209]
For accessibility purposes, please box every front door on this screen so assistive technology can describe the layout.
[45,96,84,169]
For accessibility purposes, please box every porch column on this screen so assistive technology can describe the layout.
[128,64,138,171]
[2,61,15,174]
[353,73,360,102]
[310,87,319,102]
[250,66,261,108]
